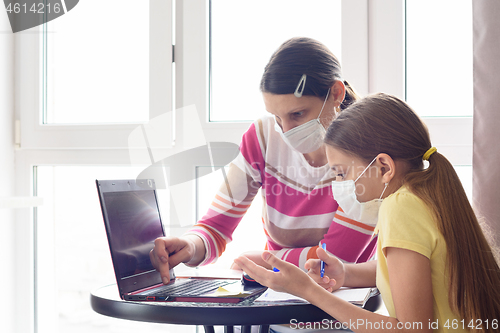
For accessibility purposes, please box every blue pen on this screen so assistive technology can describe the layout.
[272,267,280,272]
[320,243,326,278]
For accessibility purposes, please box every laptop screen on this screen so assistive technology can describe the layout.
[103,190,163,279]
[97,179,165,293]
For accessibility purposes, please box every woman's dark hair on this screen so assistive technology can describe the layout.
[325,93,500,332]
[260,37,359,110]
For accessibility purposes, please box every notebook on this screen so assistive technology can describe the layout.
[96,179,266,303]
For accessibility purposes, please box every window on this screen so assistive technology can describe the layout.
[20,0,173,149]
[406,0,473,117]
[210,0,342,122]
[43,1,150,124]
[405,0,473,198]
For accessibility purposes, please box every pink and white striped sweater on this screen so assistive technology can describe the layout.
[186,116,377,270]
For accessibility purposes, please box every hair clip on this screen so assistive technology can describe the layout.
[294,74,307,98]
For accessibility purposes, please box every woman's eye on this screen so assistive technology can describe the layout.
[292,111,304,118]
[336,174,344,180]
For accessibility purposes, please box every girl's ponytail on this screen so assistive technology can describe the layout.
[405,151,500,332]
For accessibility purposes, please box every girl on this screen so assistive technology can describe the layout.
[235,93,500,333]
[150,37,378,282]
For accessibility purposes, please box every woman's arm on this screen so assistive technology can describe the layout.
[235,247,433,333]
[184,159,262,265]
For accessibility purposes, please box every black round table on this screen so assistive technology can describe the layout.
[91,284,382,333]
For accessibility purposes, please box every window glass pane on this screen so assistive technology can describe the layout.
[43,1,149,124]
[197,166,267,268]
[406,0,472,117]
[210,0,341,122]
[35,166,195,333]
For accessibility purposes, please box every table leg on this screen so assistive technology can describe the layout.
[224,326,234,333]
[203,325,215,333]
[259,325,270,333]
[241,325,252,333]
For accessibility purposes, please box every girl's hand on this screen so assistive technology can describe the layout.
[304,246,345,292]
[234,252,335,298]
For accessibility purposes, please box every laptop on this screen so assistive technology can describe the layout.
[96,179,266,303]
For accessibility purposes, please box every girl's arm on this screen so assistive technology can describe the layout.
[343,260,377,287]
[234,247,433,333]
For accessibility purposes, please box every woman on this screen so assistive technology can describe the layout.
[150,37,377,283]
[235,93,500,333]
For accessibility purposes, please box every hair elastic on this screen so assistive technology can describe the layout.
[423,147,437,161]
[294,74,307,98]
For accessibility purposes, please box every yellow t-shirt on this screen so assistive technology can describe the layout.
[376,186,465,332]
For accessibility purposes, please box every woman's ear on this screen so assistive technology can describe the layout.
[376,153,396,184]
[330,80,346,106]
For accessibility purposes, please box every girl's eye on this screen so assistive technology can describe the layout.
[292,111,304,118]
[336,174,344,180]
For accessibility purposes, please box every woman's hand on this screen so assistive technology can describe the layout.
[149,235,204,284]
[234,252,335,299]
[304,246,346,292]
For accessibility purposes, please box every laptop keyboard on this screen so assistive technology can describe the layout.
[143,279,234,297]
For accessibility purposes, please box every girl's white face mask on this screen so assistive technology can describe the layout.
[274,89,330,154]
[331,156,388,226]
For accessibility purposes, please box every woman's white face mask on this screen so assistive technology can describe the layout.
[274,89,330,154]
[331,156,388,226]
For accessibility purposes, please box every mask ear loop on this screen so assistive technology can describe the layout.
[317,88,330,120]
[379,182,389,200]
[354,156,378,183]
[294,74,307,98]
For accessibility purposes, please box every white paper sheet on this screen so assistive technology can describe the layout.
[255,287,373,305]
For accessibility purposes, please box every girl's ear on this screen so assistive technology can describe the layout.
[376,153,396,184]
[330,80,346,106]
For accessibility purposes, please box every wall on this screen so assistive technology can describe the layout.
[0,8,16,333]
